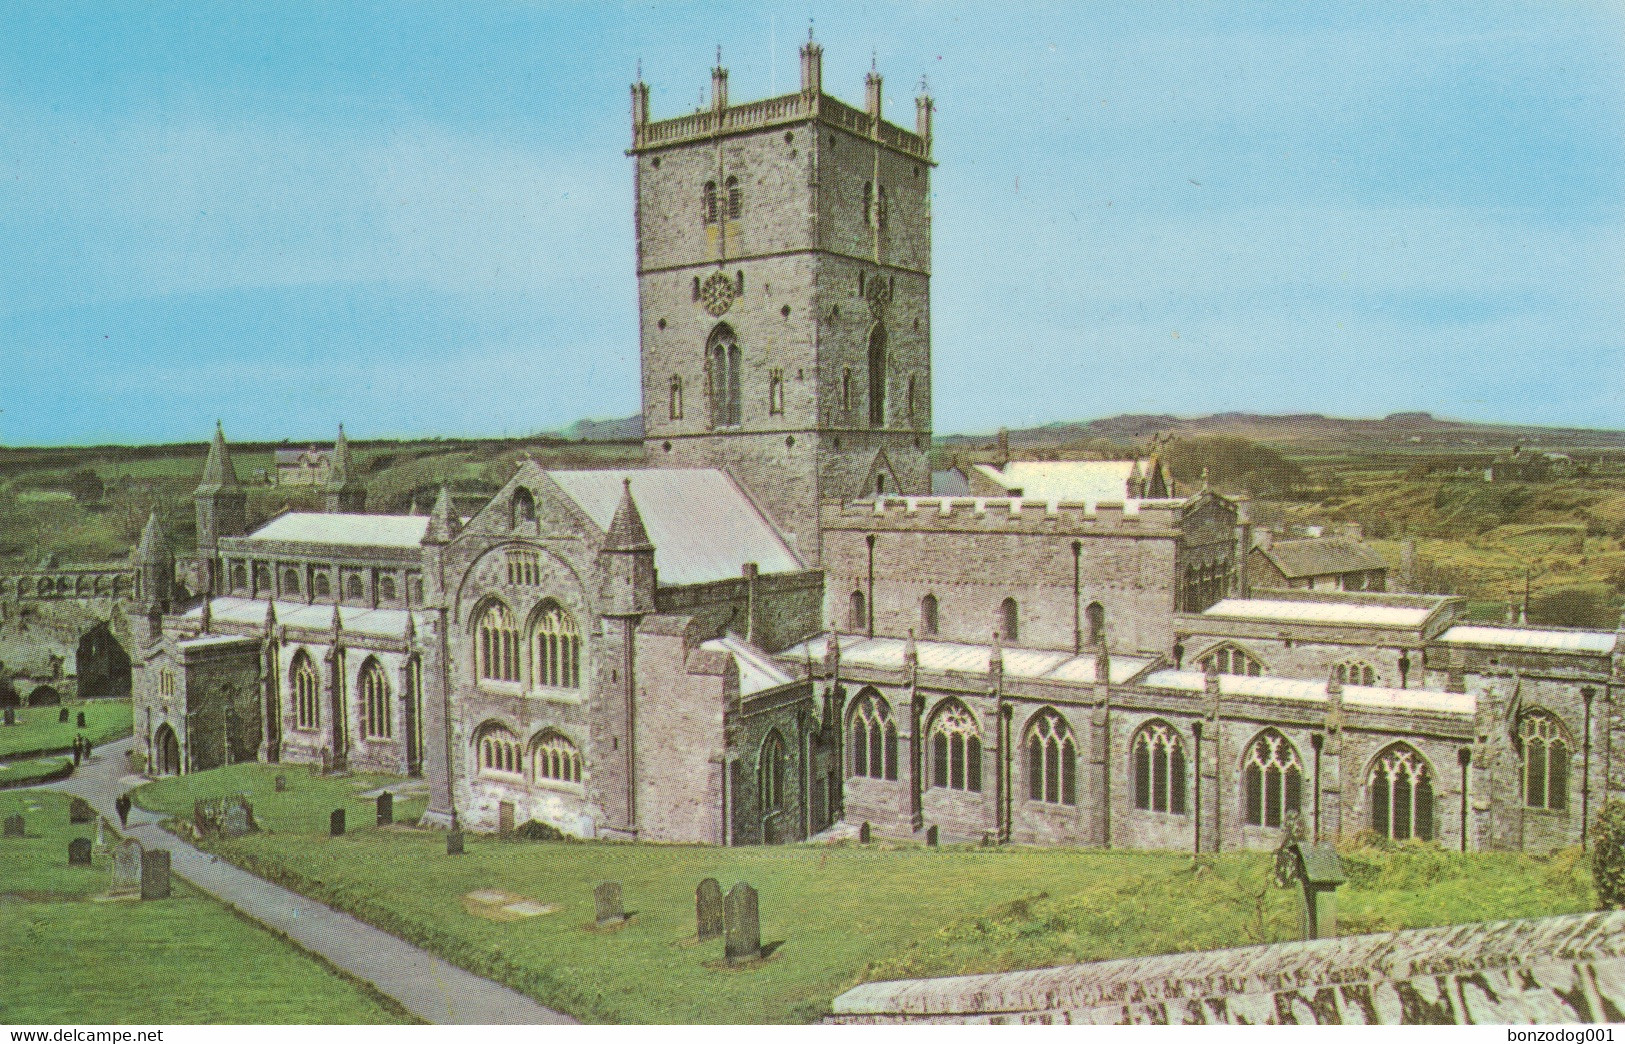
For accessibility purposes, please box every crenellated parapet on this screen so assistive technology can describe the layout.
[821,495,1188,537]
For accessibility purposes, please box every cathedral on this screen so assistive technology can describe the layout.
[132,42,1625,854]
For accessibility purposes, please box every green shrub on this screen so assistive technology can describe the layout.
[1591,800,1625,909]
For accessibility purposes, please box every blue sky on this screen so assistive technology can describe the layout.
[2,1,1622,445]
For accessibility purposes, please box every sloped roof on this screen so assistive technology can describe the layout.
[547,469,802,586]
[972,460,1156,503]
[1437,625,1618,655]
[183,597,429,640]
[931,469,971,496]
[1202,597,1433,628]
[246,513,429,550]
[1256,537,1388,579]
[784,633,1154,686]
[700,634,797,696]
[1141,669,1474,715]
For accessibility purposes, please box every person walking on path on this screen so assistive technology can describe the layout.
[115,792,131,829]
[72,735,82,765]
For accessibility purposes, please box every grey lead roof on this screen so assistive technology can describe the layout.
[1255,537,1389,579]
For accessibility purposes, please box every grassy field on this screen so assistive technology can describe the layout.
[135,763,1598,1025]
[0,789,412,1024]
[0,756,72,788]
[0,700,132,758]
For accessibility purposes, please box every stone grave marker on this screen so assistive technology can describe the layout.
[926,825,939,847]
[111,838,143,894]
[140,848,171,900]
[76,710,86,728]
[498,801,515,837]
[696,878,724,941]
[58,708,69,723]
[329,808,345,836]
[222,800,254,837]
[94,816,106,850]
[69,797,93,823]
[859,821,871,844]
[376,792,393,826]
[68,837,92,866]
[274,774,286,792]
[594,881,625,925]
[2,708,14,726]
[724,882,761,963]
[446,829,465,856]
[4,814,24,837]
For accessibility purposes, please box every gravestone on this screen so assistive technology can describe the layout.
[446,829,465,856]
[926,825,939,847]
[329,808,345,836]
[594,881,625,925]
[724,882,762,963]
[498,801,515,837]
[3,815,24,837]
[139,848,171,900]
[68,837,92,866]
[94,816,106,850]
[222,800,254,837]
[76,711,86,728]
[696,878,724,941]
[58,708,69,723]
[68,797,93,823]
[376,792,393,826]
[111,838,143,894]
[859,821,871,844]
[274,775,286,793]
[2,708,13,726]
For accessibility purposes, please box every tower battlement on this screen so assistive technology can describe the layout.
[821,496,1190,535]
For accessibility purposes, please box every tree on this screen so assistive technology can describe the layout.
[1592,800,1625,910]
[1529,588,1611,630]
[64,468,104,505]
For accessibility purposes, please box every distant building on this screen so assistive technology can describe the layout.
[274,446,333,486]
[1487,446,1576,483]
[1248,533,1389,593]
[965,458,1173,501]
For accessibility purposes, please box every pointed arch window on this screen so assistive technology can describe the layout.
[531,730,582,785]
[920,593,939,637]
[1132,720,1187,815]
[1334,661,1377,686]
[476,723,522,778]
[868,326,887,427]
[531,603,581,691]
[759,730,786,811]
[1199,643,1263,677]
[291,652,320,731]
[1086,601,1106,647]
[359,658,391,740]
[313,572,332,599]
[1000,597,1019,644]
[230,563,247,590]
[849,689,898,781]
[669,375,684,420]
[725,175,742,220]
[475,602,521,684]
[1520,710,1571,812]
[283,569,301,596]
[876,184,888,228]
[1242,729,1303,828]
[1025,709,1077,806]
[707,325,741,428]
[512,488,536,527]
[862,181,874,225]
[378,576,397,601]
[929,700,982,793]
[1369,743,1433,840]
[849,589,866,632]
[345,574,364,601]
[907,375,917,424]
[702,180,718,224]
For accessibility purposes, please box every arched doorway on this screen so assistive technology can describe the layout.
[154,723,182,776]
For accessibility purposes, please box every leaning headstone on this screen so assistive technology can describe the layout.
[446,829,465,856]
[594,881,625,925]
[68,837,92,866]
[724,882,762,963]
[274,774,286,793]
[111,838,143,894]
[329,808,345,836]
[76,711,86,728]
[376,792,393,826]
[58,708,69,723]
[68,797,93,824]
[859,821,871,844]
[3,814,23,837]
[926,825,939,847]
[2,708,14,726]
[696,878,724,941]
[140,849,171,900]
[221,800,254,838]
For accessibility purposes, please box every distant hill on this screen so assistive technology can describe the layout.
[937,412,1625,453]
[556,415,644,443]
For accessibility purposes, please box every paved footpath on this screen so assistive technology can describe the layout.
[40,738,574,1025]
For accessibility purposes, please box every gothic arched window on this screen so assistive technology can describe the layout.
[702,180,718,224]
[1369,743,1434,840]
[1132,720,1187,815]
[1520,710,1571,813]
[848,689,897,781]
[313,572,331,599]
[379,576,397,601]
[531,730,582,785]
[1242,729,1303,828]
[475,601,520,684]
[283,568,301,596]
[862,180,874,225]
[1334,660,1377,687]
[669,375,684,420]
[725,175,741,220]
[530,602,581,691]
[230,563,247,590]
[512,488,536,527]
[849,589,866,632]
[345,575,364,601]
[868,325,887,427]
[475,723,522,778]
[707,325,741,428]
[1025,708,1077,806]
[1000,597,1019,644]
[929,700,982,792]
[291,651,320,731]
[1087,601,1106,646]
[759,730,786,811]
[1199,643,1263,677]
[359,657,391,740]
[920,593,939,637]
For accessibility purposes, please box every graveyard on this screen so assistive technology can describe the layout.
[134,763,1599,1024]
[0,788,412,1023]
[0,698,131,759]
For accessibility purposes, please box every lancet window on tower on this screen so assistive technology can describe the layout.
[707,325,741,428]
[868,326,887,427]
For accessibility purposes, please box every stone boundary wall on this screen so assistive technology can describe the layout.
[829,910,1625,1024]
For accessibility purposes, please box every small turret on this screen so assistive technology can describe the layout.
[800,31,823,94]
[194,422,247,593]
[600,478,655,616]
[135,510,174,611]
[915,83,934,144]
[323,425,366,513]
[422,486,458,545]
[711,50,728,111]
[865,62,883,122]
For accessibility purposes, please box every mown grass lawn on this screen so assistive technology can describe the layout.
[136,763,1599,1025]
[0,700,132,758]
[0,755,71,788]
[0,790,412,1024]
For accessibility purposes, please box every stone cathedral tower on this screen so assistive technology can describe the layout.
[630,40,935,563]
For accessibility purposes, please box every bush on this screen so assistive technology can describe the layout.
[1592,800,1625,910]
